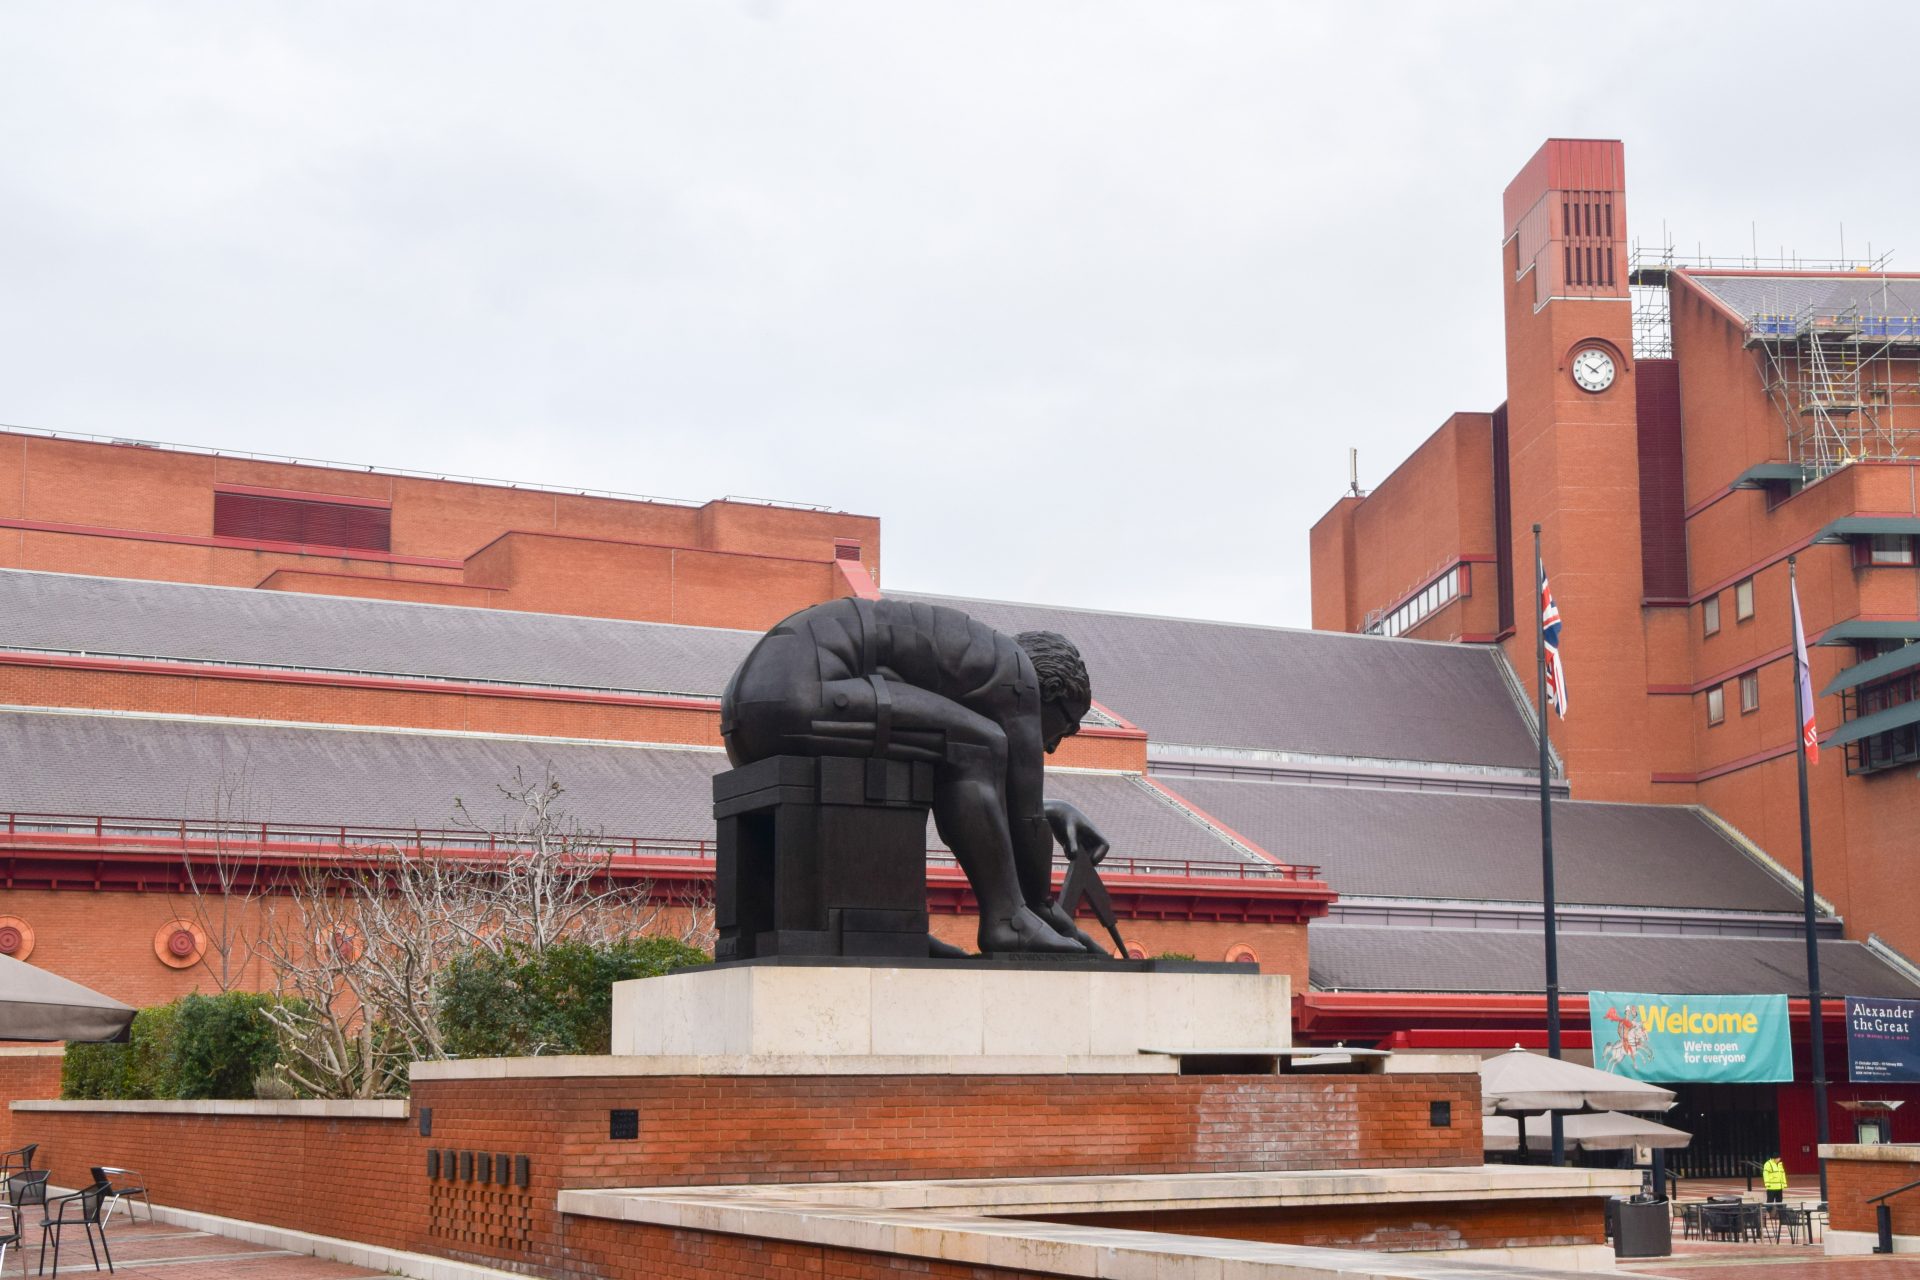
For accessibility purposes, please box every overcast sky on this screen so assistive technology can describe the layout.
[7,3,1920,627]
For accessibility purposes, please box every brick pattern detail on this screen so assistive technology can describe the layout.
[15,1070,1481,1276]
[428,1180,536,1256]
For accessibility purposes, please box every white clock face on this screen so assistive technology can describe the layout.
[1572,347,1616,393]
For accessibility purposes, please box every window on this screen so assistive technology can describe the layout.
[1847,670,1920,774]
[1740,671,1760,713]
[1707,685,1725,726]
[1368,565,1469,638]
[1735,577,1755,621]
[1703,594,1721,637]
[1869,534,1915,566]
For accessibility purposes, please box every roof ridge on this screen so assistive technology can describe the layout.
[0,703,731,753]
[888,588,1487,649]
[0,567,761,637]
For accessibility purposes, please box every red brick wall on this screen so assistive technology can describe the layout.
[0,1051,63,1150]
[561,1219,1057,1280]
[0,430,879,628]
[1037,1197,1602,1251]
[0,661,727,749]
[1826,1155,1920,1236]
[14,1069,1480,1274]
[1306,417,1501,641]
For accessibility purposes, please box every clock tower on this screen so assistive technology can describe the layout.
[1499,139,1653,799]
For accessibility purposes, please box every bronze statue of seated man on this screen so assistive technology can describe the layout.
[720,597,1110,955]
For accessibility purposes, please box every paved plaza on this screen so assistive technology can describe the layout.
[10,1219,379,1280]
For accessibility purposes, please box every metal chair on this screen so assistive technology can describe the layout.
[1,1173,46,1280]
[0,1150,33,1178]
[38,1181,113,1278]
[88,1169,149,1227]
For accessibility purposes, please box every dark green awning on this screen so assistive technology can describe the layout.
[1812,516,1920,544]
[1816,620,1920,647]
[1731,462,1804,489]
[1825,699,1920,750]
[1822,642,1920,697]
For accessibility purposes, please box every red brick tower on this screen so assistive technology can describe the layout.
[1499,140,1653,800]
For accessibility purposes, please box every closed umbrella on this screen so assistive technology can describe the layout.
[0,953,134,1042]
[1485,1111,1690,1152]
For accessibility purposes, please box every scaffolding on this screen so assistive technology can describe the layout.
[1750,294,1920,483]
[1629,241,1920,483]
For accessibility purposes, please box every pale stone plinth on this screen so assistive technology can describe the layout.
[611,964,1290,1060]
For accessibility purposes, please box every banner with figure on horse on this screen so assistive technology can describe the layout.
[1587,991,1792,1084]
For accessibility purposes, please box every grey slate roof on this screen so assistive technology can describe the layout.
[892,592,1540,770]
[0,707,727,837]
[1690,273,1920,331]
[1309,925,1920,999]
[1165,777,1800,912]
[0,571,1542,771]
[0,709,1264,868]
[0,569,755,699]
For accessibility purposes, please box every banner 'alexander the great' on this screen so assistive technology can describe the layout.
[1587,991,1792,1084]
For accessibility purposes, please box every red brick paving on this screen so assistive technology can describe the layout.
[19,1220,380,1280]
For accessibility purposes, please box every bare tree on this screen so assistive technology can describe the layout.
[168,760,273,992]
[256,768,709,1098]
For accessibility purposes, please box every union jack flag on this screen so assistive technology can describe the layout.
[1540,567,1568,719]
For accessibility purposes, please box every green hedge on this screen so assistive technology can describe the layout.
[62,993,287,1100]
[438,936,709,1059]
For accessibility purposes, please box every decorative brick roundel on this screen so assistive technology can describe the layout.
[1225,944,1260,966]
[0,916,34,962]
[154,919,208,969]
[1125,942,1148,960]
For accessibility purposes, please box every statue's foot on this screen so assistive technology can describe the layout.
[1036,901,1107,955]
[927,933,970,959]
[979,905,1085,955]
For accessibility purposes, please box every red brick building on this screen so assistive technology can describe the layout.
[0,425,1342,1019]
[1311,138,1920,1169]
[10,147,1920,1179]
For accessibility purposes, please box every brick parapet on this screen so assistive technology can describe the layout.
[1824,1148,1920,1236]
[12,1069,1481,1276]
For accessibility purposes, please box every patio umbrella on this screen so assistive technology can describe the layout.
[1485,1111,1691,1152]
[1480,1046,1677,1115]
[0,953,134,1042]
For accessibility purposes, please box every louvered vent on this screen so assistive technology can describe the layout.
[213,491,392,553]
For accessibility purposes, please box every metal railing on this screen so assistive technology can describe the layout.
[1866,1176,1920,1253]
[0,810,1319,883]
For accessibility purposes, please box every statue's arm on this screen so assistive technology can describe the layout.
[1043,799,1110,865]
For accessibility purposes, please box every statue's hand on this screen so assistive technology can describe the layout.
[1043,799,1110,865]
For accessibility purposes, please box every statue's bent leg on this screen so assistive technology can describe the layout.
[872,684,1080,955]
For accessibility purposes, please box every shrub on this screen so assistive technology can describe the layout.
[1153,951,1197,962]
[438,936,708,1059]
[60,992,289,1100]
[174,992,281,1099]
[125,1001,184,1099]
[60,1041,124,1100]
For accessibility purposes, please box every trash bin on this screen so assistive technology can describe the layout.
[1614,1196,1673,1258]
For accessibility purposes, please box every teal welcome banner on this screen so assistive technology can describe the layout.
[1587,991,1792,1083]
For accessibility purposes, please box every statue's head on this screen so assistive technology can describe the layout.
[1015,630,1091,753]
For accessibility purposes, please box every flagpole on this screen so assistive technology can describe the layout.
[1790,554,1831,1202]
[1533,523,1565,1168]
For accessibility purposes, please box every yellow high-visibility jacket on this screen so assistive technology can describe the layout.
[1763,1157,1788,1190]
